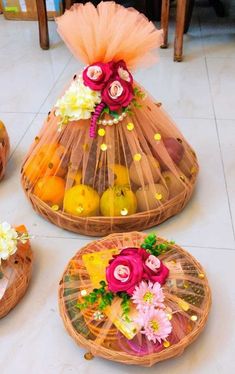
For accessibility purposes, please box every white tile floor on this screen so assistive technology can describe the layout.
[0,4,235,374]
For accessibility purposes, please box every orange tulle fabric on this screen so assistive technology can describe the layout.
[56,1,163,69]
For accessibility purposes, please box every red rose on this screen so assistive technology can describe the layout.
[102,76,133,111]
[83,62,114,91]
[121,247,169,285]
[115,60,133,84]
[106,248,143,295]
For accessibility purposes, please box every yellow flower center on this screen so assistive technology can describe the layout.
[150,320,159,332]
[143,291,154,303]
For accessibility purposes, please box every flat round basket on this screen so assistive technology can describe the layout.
[0,121,10,181]
[59,232,211,367]
[0,226,33,319]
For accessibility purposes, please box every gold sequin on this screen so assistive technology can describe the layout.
[191,166,197,174]
[178,299,189,311]
[83,143,89,152]
[100,143,108,151]
[127,122,134,131]
[51,204,59,211]
[198,273,205,279]
[120,208,128,216]
[76,205,84,214]
[133,153,142,161]
[180,175,186,182]
[184,281,189,289]
[48,162,53,169]
[163,341,170,348]
[84,352,94,360]
[167,313,172,321]
[155,193,162,200]
[154,133,162,141]
[190,315,198,322]
[34,136,40,142]
[98,128,106,137]
[177,138,182,143]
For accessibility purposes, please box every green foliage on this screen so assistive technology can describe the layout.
[118,292,131,322]
[76,281,114,311]
[141,233,171,256]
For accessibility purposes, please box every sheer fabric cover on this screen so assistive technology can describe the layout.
[21,2,198,235]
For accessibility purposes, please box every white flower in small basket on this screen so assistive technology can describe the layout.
[0,222,30,264]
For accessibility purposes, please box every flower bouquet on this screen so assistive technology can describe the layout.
[0,223,32,318]
[21,2,198,236]
[59,232,211,367]
[0,120,10,181]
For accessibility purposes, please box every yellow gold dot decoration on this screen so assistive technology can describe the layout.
[191,166,197,174]
[82,143,89,152]
[48,162,53,169]
[154,133,161,141]
[100,143,108,151]
[198,273,205,279]
[167,313,172,321]
[98,128,106,137]
[163,341,171,348]
[133,153,142,161]
[180,175,186,182]
[178,299,189,312]
[84,352,94,360]
[155,193,162,201]
[190,315,198,322]
[120,208,128,216]
[127,122,134,131]
[34,136,40,142]
[76,206,84,214]
[51,205,59,211]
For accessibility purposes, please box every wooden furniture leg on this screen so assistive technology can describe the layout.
[36,0,49,50]
[160,0,170,48]
[174,0,187,61]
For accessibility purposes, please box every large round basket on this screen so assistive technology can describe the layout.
[0,121,10,181]
[58,232,211,367]
[22,171,197,237]
[0,226,33,319]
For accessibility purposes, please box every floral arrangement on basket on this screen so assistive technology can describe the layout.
[59,232,211,366]
[77,234,173,345]
[0,120,10,181]
[0,222,32,318]
[21,2,199,236]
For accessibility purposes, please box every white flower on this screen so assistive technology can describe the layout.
[55,79,101,125]
[0,222,18,262]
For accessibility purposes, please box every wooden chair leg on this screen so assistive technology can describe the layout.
[161,0,170,48]
[174,0,187,61]
[64,0,74,10]
[36,0,49,50]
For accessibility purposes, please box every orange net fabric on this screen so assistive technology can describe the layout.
[59,232,211,367]
[0,121,10,181]
[0,225,32,318]
[21,2,198,236]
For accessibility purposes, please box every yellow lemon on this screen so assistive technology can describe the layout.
[108,164,129,185]
[64,184,100,217]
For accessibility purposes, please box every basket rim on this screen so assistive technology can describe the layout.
[58,231,212,366]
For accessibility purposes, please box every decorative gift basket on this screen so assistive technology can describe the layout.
[21,2,199,236]
[0,120,10,181]
[59,232,211,367]
[0,223,32,318]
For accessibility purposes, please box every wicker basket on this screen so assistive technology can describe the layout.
[0,121,10,181]
[58,232,211,367]
[22,170,197,237]
[0,225,33,319]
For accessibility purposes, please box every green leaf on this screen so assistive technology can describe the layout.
[109,110,120,119]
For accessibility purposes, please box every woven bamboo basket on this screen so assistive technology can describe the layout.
[0,121,10,181]
[21,169,198,237]
[0,226,33,319]
[59,232,211,367]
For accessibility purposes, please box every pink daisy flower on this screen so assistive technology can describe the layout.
[140,308,172,344]
[131,281,165,312]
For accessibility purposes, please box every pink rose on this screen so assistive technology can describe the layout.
[83,62,114,91]
[121,248,169,285]
[115,60,133,84]
[106,248,143,295]
[101,76,134,111]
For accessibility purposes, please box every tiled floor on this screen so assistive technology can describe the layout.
[0,4,235,374]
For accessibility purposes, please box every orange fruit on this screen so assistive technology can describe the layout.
[33,176,65,207]
[23,143,66,183]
